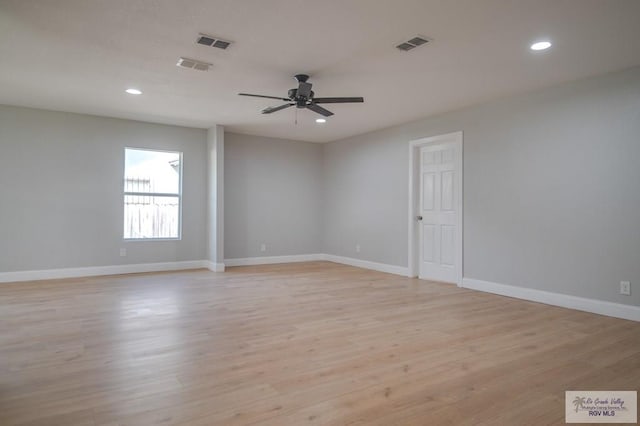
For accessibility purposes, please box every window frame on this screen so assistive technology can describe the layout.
[123,147,183,241]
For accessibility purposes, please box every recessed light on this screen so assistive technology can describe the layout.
[315,118,327,124]
[125,88,142,95]
[530,41,552,51]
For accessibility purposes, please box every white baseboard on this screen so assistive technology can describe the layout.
[0,260,209,283]
[224,253,409,277]
[322,254,409,277]
[224,254,322,267]
[462,278,640,322]
[0,253,409,283]
[205,261,226,272]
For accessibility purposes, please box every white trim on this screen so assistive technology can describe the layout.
[124,192,179,198]
[462,278,640,322]
[224,254,323,267]
[224,253,409,276]
[323,254,409,277]
[0,260,209,283]
[0,254,410,283]
[408,131,463,285]
[205,261,226,272]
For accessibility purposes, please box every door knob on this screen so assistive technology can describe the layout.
[416,215,423,221]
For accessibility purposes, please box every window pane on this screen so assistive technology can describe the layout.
[124,195,179,239]
[124,148,180,194]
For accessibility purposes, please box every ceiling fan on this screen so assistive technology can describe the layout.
[238,74,364,117]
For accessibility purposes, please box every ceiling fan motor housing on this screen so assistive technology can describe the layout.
[288,88,315,107]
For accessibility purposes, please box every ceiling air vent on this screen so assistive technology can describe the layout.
[176,57,212,72]
[196,33,232,50]
[396,36,430,51]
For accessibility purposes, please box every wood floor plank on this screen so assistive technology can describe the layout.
[0,261,638,425]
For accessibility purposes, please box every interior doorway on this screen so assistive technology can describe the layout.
[408,132,463,285]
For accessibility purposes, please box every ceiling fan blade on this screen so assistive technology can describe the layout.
[239,93,290,101]
[313,97,364,104]
[307,103,334,117]
[262,104,293,114]
[297,82,312,98]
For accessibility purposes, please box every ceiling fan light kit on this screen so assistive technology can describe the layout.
[239,74,364,118]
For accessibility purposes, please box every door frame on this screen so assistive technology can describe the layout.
[407,131,463,285]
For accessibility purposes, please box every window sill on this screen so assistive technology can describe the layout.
[123,238,182,242]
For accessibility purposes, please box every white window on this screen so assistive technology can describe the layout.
[124,148,182,240]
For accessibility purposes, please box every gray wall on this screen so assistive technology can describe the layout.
[224,132,323,259]
[0,105,207,271]
[2,68,639,307]
[323,67,640,306]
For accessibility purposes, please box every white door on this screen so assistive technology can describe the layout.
[418,142,460,283]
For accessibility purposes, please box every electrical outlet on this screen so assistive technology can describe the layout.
[119,248,127,257]
[355,244,361,253]
[260,243,266,252]
[620,281,631,296]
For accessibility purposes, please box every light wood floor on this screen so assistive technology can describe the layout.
[0,262,638,425]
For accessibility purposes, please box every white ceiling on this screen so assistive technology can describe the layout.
[1,0,639,143]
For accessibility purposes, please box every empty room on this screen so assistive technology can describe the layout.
[1,1,639,425]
